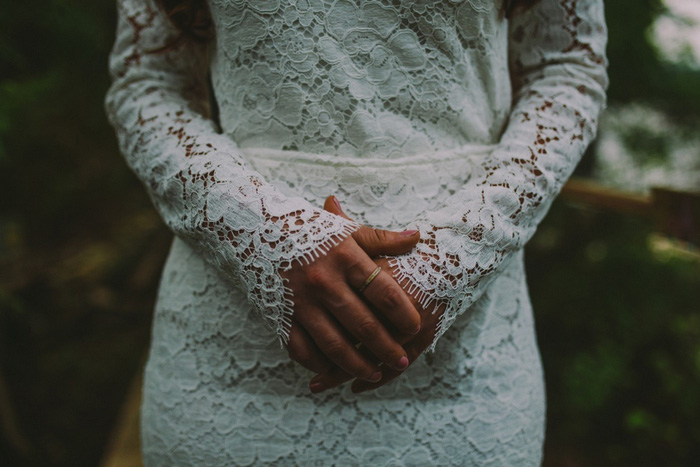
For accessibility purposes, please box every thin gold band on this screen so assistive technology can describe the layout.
[358,266,382,293]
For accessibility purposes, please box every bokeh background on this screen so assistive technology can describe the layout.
[1,0,699,465]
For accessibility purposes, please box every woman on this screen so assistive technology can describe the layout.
[106,0,607,464]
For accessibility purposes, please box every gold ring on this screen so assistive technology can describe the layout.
[358,266,382,293]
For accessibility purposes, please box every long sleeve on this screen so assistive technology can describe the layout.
[105,0,357,343]
[389,0,608,348]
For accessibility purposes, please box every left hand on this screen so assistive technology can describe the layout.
[308,197,445,394]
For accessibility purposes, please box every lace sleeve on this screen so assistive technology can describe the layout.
[105,0,357,344]
[389,0,608,349]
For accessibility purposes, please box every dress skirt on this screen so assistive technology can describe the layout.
[140,145,547,466]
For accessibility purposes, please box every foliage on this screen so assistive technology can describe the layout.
[594,103,700,193]
[0,0,143,246]
[527,204,700,465]
[606,0,700,119]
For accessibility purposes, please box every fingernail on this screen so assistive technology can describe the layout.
[310,382,325,394]
[367,371,382,383]
[333,196,342,210]
[396,356,409,370]
[400,230,419,237]
[411,324,421,335]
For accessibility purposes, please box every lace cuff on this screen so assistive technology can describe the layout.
[391,0,608,349]
[105,0,358,343]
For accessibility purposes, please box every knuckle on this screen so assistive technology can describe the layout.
[330,297,355,316]
[354,318,380,341]
[380,287,404,309]
[374,228,390,244]
[323,289,350,309]
[352,227,369,246]
[320,339,347,361]
[335,245,360,266]
[303,266,328,288]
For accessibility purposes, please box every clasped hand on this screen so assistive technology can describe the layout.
[283,196,442,394]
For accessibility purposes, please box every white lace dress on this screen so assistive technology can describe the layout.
[106,0,608,464]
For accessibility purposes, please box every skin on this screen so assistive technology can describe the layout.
[307,197,445,394]
[281,197,423,384]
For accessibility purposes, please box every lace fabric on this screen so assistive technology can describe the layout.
[141,238,545,465]
[106,0,607,464]
[209,0,514,156]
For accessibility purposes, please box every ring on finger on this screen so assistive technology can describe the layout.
[358,266,382,293]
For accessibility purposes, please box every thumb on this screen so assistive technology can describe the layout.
[323,196,420,257]
[323,195,353,221]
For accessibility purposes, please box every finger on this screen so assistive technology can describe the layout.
[323,195,352,220]
[323,196,420,257]
[308,361,357,394]
[295,304,383,383]
[309,341,385,393]
[351,332,432,393]
[286,323,333,374]
[351,364,402,394]
[312,327,427,395]
[308,310,420,394]
[308,306,421,394]
[311,306,435,394]
[320,287,409,371]
[347,262,421,336]
[348,290,444,393]
[354,226,420,257]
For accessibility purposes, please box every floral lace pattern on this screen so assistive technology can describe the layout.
[106,0,607,464]
[141,238,545,465]
[209,0,513,156]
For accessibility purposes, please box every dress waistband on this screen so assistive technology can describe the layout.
[241,144,496,230]
[240,143,495,168]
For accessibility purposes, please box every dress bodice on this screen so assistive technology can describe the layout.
[208,0,512,157]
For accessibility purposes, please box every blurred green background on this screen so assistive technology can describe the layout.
[0,0,698,465]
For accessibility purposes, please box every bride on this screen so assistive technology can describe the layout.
[106,0,607,464]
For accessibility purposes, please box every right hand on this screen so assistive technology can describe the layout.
[282,196,422,384]
[306,197,444,395]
